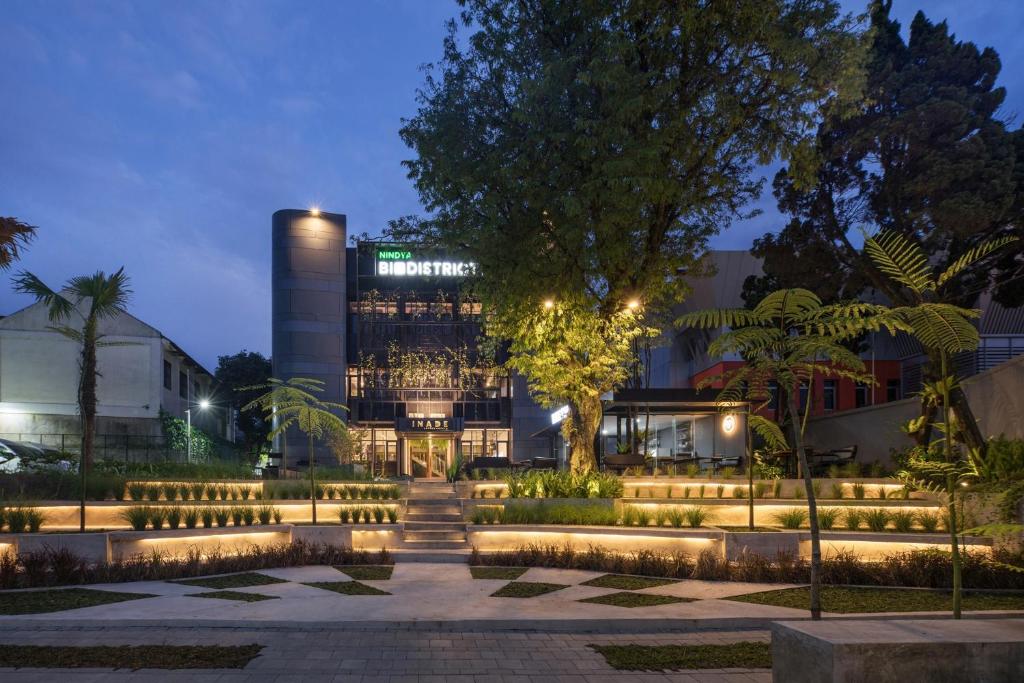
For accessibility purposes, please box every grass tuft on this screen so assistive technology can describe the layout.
[490,581,567,598]
[334,565,393,580]
[190,590,278,602]
[579,592,692,608]
[0,644,263,669]
[581,574,679,590]
[726,586,1024,613]
[303,580,390,595]
[0,588,156,615]
[173,572,287,590]
[470,566,527,580]
[590,642,770,671]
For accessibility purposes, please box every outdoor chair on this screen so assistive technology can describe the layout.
[466,456,517,475]
[523,457,556,471]
[602,453,646,474]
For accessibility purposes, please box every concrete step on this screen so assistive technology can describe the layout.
[390,549,471,564]
[403,521,467,532]
[406,506,462,515]
[405,499,462,509]
[399,539,469,550]
[406,494,457,502]
[404,513,464,523]
[402,530,467,542]
[406,508,462,517]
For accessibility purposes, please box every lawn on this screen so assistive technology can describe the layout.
[173,573,287,590]
[490,581,568,598]
[579,592,692,608]
[470,566,528,580]
[0,645,262,669]
[190,590,278,602]
[0,588,156,615]
[581,574,679,590]
[726,586,1024,613]
[590,642,770,671]
[303,581,391,596]
[335,565,394,580]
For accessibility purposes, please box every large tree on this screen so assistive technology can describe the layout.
[744,1,1024,452]
[394,0,861,471]
[215,350,273,461]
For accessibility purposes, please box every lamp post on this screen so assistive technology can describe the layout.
[186,399,210,463]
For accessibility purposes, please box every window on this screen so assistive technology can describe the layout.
[179,371,188,399]
[459,300,483,318]
[767,381,779,410]
[886,378,901,402]
[798,382,809,413]
[823,380,837,412]
[163,360,172,391]
[855,382,869,409]
[404,301,429,319]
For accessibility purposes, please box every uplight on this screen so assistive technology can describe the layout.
[309,206,321,216]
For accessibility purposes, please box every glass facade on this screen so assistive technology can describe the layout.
[600,412,744,462]
[344,241,513,477]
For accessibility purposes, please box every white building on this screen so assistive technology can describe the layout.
[0,298,228,460]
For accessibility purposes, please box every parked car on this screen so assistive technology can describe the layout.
[0,438,71,472]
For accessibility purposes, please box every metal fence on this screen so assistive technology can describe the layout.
[0,432,191,464]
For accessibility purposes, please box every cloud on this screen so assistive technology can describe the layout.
[141,69,202,108]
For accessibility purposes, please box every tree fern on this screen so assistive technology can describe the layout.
[937,235,1020,288]
[862,230,934,294]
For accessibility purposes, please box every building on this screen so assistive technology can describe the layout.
[0,297,229,460]
[271,208,548,475]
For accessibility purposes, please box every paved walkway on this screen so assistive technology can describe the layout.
[0,627,773,682]
[2,563,806,629]
[0,564,785,680]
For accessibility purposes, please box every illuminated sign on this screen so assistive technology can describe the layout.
[550,405,569,425]
[396,417,465,432]
[377,249,412,260]
[377,260,475,277]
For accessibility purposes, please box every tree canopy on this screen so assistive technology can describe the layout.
[215,350,273,457]
[745,1,1023,309]
[394,0,862,471]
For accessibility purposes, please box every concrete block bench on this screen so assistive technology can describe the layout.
[771,618,1024,682]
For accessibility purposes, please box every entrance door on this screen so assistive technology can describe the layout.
[407,437,450,478]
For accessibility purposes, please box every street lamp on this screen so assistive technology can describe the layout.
[186,400,210,463]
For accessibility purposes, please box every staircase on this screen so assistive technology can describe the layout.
[395,481,470,563]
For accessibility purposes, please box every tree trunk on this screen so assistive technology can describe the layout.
[790,391,822,620]
[78,316,99,533]
[940,351,962,619]
[746,411,754,531]
[566,394,602,474]
[308,431,317,525]
[919,349,984,455]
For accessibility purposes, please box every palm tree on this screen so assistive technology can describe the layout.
[678,289,903,619]
[864,230,1019,619]
[13,268,132,532]
[0,217,36,269]
[243,377,347,525]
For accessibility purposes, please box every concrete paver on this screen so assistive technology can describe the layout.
[0,627,772,682]
[3,563,810,625]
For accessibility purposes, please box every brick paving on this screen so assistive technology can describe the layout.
[0,626,772,682]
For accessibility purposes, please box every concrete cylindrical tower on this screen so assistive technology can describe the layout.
[271,209,347,464]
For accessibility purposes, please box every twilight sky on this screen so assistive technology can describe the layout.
[2,0,1022,370]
